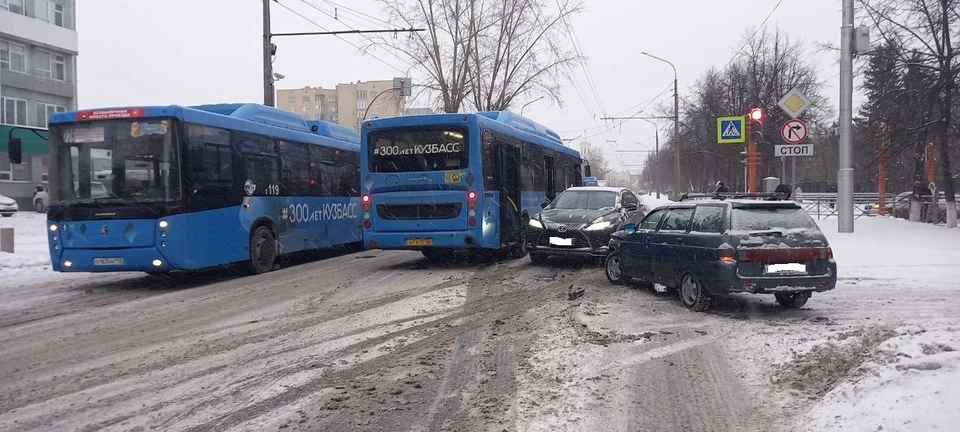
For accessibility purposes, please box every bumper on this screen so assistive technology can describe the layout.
[707,265,837,294]
[364,230,482,249]
[527,226,612,257]
[529,244,609,257]
[53,247,175,272]
[0,205,17,214]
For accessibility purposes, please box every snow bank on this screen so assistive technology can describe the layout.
[0,212,51,270]
[799,321,960,432]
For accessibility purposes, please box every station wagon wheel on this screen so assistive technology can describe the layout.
[250,226,278,274]
[605,252,626,285]
[775,291,811,309]
[679,273,713,312]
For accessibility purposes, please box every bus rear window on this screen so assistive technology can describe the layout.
[368,127,467,172]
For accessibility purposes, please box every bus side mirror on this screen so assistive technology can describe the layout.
[8,138,22,165]
[583,164,592,177]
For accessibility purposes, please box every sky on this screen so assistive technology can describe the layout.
[76,0,865,172]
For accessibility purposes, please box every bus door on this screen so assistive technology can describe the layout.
[544,155,556,200]
[487,136,522,246]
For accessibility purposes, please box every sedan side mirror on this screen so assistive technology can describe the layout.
[540,199,550,209]
[623,223,637,233]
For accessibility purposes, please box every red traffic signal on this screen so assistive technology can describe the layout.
[748,108,764,123]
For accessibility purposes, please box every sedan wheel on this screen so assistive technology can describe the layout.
[604,252,626,285]
[679,273,713,312]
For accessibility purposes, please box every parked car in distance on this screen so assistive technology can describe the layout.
[0,193,18,217]
[33,181,109,213]
[527,186,646,264]
[604,199,837,312]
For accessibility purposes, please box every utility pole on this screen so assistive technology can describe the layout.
[263,0,275,107]
[838,0,855,232]
[261,0,423,108]
[673,75,680,197]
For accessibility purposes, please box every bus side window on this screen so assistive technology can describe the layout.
[279,141,310,196]
[482,133,500,190]
[310,146,339,196]
[338,151,360,197]
[544,155,556,200]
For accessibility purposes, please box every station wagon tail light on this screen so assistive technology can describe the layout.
[822,247,833,260]
[717,249,736,263]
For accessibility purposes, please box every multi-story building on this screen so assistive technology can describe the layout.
[0,0,78,207]
[277,80,432,132]
[277,86,339,124]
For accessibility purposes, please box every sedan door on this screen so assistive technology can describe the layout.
[649,207,695,286]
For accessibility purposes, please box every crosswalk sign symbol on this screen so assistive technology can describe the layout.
[716,116,747,144]
[722,121,741,138]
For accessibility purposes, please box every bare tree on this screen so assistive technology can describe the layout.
[578,140,609,179]
[374,0,581,113]
[860,0,959,227]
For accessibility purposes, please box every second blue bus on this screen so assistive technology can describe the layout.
[359,111,583,260]
[28,103,362,274]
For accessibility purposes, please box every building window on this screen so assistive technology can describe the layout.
[0,152,30,181]
[302,95,310,103]
[314,94,323,102]
[1,41,27,73]
[54,2,64,27]
[36,103,66,128]
[1,97,28,126]
[3,0,25,15]
[302,106,308,112]
[52,54,66,80]
[287,95,295,103]
[35,51,51,78]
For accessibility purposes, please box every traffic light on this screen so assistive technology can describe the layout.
[740,150,761,166]
[748,108,764,123]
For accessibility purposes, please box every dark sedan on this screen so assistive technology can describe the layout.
[604,199,837,311]
[527,187,646,264]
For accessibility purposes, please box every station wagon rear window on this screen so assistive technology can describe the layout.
[731,207,817,231]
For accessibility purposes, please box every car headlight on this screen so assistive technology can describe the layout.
[528,219,544,229]
[584,220,612,231]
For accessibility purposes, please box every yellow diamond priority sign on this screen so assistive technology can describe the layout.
[777,88,811,119]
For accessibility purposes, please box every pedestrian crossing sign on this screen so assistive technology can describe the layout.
[717,116,747,144]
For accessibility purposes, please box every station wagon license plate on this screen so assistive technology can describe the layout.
[549,237,573,246]
[406,238,433,246]
[93,257,124,266]
[764,263,806,274]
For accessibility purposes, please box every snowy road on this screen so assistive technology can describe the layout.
[1,212,958,431]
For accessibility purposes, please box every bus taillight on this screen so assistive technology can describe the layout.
[364,220,372,229]
[467,190,477,209]
[362,193,371,211]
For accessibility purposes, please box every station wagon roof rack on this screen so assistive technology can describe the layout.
[678,192,784,201]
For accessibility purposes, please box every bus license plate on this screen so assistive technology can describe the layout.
[549,237,573,246]
[406,238,433,246]
[93,257,124,266]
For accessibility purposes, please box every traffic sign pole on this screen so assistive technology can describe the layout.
[749,123,758,193]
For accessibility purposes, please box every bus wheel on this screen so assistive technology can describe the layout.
[510,229,529,259]
[250,226,278,274]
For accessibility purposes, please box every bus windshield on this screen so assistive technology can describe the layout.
[49,119,182,204]
[367,126,468,172]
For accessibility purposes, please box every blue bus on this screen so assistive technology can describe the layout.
[359,111,583,259]
[20,103,361,274]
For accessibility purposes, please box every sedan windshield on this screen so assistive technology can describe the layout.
[551,190,617,211]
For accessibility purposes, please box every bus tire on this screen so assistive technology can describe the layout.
[250,225,278,274]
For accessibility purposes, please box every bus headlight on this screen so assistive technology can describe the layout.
[49,224,58,232]
[152,259,163,267]
[528,219,544,229]
[158,220,169,228]
[63,260,73,267]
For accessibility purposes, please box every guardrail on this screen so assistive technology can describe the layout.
[798,192,947,220]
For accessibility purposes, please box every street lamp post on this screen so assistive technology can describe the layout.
[520,96,544,115]
[641,52,680,197]
[641,118,660,198]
